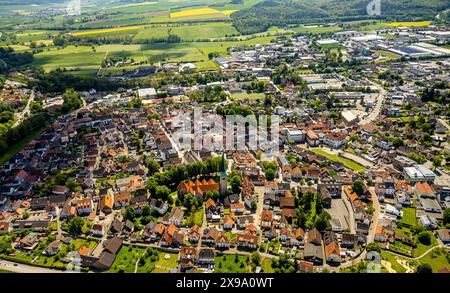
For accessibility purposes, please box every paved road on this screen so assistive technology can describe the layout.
[359,80,386,125]
[253,186,265,228]
[13,90,35,127]
[325,187,381,272]
[0,259,63,273]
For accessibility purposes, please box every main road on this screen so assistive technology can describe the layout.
[0,259,63,273]
[359,80,386,125]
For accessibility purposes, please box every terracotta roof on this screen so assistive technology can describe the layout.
[325,242,340,257]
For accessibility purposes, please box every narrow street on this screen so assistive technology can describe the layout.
[13,90,35,127]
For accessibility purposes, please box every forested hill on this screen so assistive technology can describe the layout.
[231,0,450,35]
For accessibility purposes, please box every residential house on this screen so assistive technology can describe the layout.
[179,247,198,271]
[188,225,201,244]
[323,231,342,263]
[114,192,131,209]
[165,207,184,226]
[92,223,106,237]
[236,233,258,250]
[303,228,324,264]
[198,248,215,268]
[76,198,94,216]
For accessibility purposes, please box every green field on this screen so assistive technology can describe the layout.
[312,149,365,172]
[155,252,178,270]
[230,92,265,101]
[184,209,204,227]
[414,234,438,258]
[417,248,450,273]
[260,258,275,273]
[215,254,249,273]
[133,23,239,42]
[32,46,105,74]
[400,207,416,226]
[292,25,343,34]
[109,245,148,273]
[375,50,401,61]
[31,36,276,76]
[380,251,409,273]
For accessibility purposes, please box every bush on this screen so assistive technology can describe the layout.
[416,263,432,273]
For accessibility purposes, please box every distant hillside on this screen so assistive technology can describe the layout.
[231,0,450,34]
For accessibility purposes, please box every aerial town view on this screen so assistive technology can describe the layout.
[0,0,449,278]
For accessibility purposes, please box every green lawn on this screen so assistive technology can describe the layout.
[152,267,170,273]
[417,248,450,273]
[155,252,178,270]
[260,258,275,273]
[215,254,249,273]
[230,92,265,101]
[414,234,438,257]
[0,269,15,273]
[312,149,365,172]
[380,251,409,273]
[109,245,147,273]
[184,209,204,227]
[400,207,416,226]
[375,50,401,60]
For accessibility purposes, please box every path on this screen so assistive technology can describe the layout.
[134,258,140,273]
[381,260,396,273]
[97,51,108,77]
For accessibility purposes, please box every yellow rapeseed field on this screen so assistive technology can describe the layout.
[72,26,143,36]
[388,21,432,27]
[170,7,223,18]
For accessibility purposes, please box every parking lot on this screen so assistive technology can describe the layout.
[326,198,355,233]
